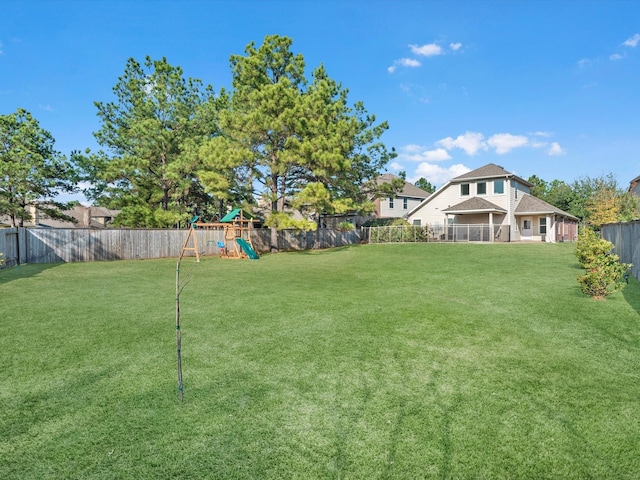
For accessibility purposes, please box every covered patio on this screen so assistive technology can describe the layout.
[441,197,509,242]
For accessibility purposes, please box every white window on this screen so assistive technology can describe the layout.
[494,180,504,194]
[477,182,487,195]
[403,198,408,209]
[389,198,394,209]
[461,183,470,196]
[540,217,547,235]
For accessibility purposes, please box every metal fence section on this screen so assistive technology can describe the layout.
[601,221,640,280]
[364,224,511,244]
[0,227,364,265]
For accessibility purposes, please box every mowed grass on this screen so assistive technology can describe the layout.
[1,242,639,479]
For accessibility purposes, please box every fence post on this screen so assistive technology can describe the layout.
[18,228,27,264]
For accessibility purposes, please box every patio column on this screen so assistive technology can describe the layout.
[445,214,449,240]
[489,211,494,242]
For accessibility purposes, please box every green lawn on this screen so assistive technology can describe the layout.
[1,243,639,479]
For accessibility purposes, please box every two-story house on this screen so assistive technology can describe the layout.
[406,163,578,242]
[372,173,431,221]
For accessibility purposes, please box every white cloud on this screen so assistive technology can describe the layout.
[399,58,421,67]
[531,131,552,137]
[388,58,421,73]
[389,161,404,171]
[38,104,54,112]
[436,131,486,156]
[0,41,4,55]
[401,144,424,154]
[548,142,566,156]
[390,41,462,73]
[577,58,592,68]
[610,53,625,61]
[623,33,640,47]
[486,133,529,154]
[399,144,452,162]
[422,148,452,162]
[410,162,471,186]
[410,43,443,57]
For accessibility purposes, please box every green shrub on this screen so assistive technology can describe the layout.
[363,217,409,227]
[578,253,631,299]
[576,227,631,299]
[575,227,613,268]
[337,221,355,231]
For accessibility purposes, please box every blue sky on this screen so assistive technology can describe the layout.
[1,0,639,204]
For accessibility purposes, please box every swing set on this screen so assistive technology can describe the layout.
[179,208,259,262]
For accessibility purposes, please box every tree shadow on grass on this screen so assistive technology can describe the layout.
[296,245,358,256]
[0,262,63,286]
[622,275,640,316]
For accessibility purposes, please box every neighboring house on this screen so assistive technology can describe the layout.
[253,174,431,228]
[407,163,578,242]
[0,205,119,228]
[629,175,640,197]
[372,173,431,221]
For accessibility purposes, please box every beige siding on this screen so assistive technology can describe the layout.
[378,196,424,218]
[509,180,532,240]
[407,186,459,226]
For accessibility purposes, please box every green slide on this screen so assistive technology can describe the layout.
[236,238,259,259]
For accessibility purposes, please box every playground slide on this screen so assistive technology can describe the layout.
[236,238,259,259]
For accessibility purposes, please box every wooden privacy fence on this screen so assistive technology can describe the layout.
[0,228,20,267]
[601,221,640,280]
[0,227,363,265]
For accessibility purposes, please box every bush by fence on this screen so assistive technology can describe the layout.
[0,227,363,265]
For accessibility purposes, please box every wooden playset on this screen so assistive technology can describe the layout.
[179,208,259,262]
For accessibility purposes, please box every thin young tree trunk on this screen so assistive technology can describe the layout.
[175,260,184,402]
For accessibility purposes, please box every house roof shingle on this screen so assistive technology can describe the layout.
[514,193,578,220]
[451,163,533,187]
[442,197,507,214]
[376,173,431,199]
